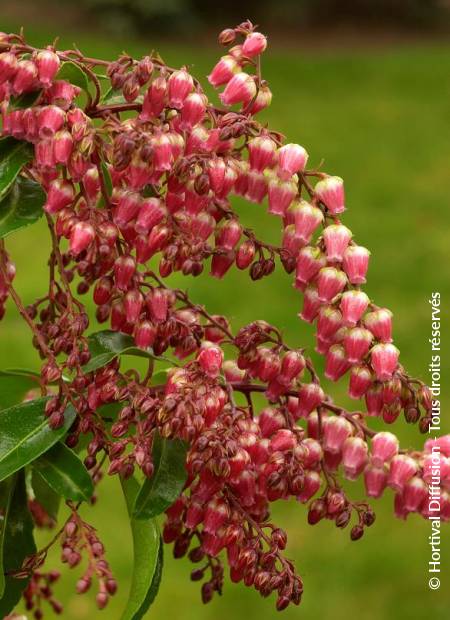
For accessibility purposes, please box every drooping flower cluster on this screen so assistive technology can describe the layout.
[0,21,447,617]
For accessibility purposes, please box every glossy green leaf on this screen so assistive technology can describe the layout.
[9,90,41,111]
[133,433,187,520]
[100,87,126,106]
[83,330,156,373]
[0,137,34,200]
[0,399,76,482]
[0,176,45,239]
[0,370,41,410]
[31,468,61,521]
[121,476,162,620]
[56,61,90,93]
[0,471,36,615]
[33,442,94,502]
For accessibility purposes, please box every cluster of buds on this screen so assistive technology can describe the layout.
[22,570,62,619]
[0,22,447,617]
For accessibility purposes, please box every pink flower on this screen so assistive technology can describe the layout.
[216,219,242,251]
[295,247,326,289]
[402,477,427,512]
[267,178,297,216]
[348,365,372,399]
[208,55,239,87]
[299,285,321,323]
[342,245,370,285]
[0,52,17,84]
[290,201,323,245]
[124,290,144,324]
[168,69,193,109]
[220,72,256,106]
[343,327,373,363]
[135,321,156,349]
[179,92,206,130]
[388,455,418,492]
[53,129,73,164]
[114,255,136,291]
[277,143,308,180]
[44,179,74,214]
[342,437,368,480]
[36,49,60,87]
[325,344,351,381]
[197,342,224,378]
[364,465,388,498]
[248,136,277,172]
[340,290,369,326]
[365,384,383,416]
[371,431,399,467]
[314,176,345,214]
[317,306,342,340]
[323,224,352,262]
[12,59,38,95]
[323,416,353,454]
[364,308,393,342]
[317,267,347,303]
[242,32,267,57]
[69,221,95,255]
[370,343,399,381]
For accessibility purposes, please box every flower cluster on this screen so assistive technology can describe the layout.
[0,21,447,617]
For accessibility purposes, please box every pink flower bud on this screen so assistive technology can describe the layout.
[220,72,257,106]
[301,438,323,468]
[365,384,383,416]
[53,129,73,164]
[342,436,368,480]
[277,144,308,180]
[348,364,373,399]
[425,435,450,458]
[242,32,267,57]
[295,247,326,289]
[83,166,100,203]
[364,308,393,342]
[370,343,399,381]
[180,92,206,130]
[371,431,399,467]
[299,285,321,323]
[197,342,224,378]
[340,290,369,326]
[248,136,277,172]
[216,219,242,251]
[93,277,113,305]
[280,350,305,383]
[402,477,427,512]
[48,80,80,109]
[343,327,373,364]
[124,289,144,323]
[364,465,388,498]
[256,348,281,382]
[317,306,342,340]
[297,470,321,503]
[342,245,370,285]
[388,455,418,492]
[422,453,450,484]
[210,251,235,279]
[247,84,272,115]
[236,239,256,269]
[0,52,17,83]
[12,60,38,95]
[141,76,167,120]
[114,255,136,291]
[69,221,95,255]
[44,179,74,214]
[114,191,142,227]
[135,198,166,235]
[290,201,323,244]
[314,176,345,214]
[322,224,352,262]
[35,139,56,169]
[325,344,351,381]
[146,288,169,322]
[295,383,325,418]
[323,416,353,454]
[135,321,156,349]
[245,170,267,203]
[168,69,193,109]
[152,133,173,171]
[317,267,347,303]
[36,49,60,87]
[267,177,297,216]
[258,407,285,438]
[208,55,239,87]
[204,499,229,534]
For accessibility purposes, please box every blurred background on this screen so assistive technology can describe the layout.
[1,1,450,619]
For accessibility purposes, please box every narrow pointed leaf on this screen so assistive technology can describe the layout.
[0,370,41,409]
[33,442,94,502]
[133,433,187,520]
[83,329,156,373]
[0,176,45,239]
[0,399,76,482]
[120,476,162,620]
[56,61,89,93]
[0,471,36,615]
[0,137,34,199]
[31,468,61,520]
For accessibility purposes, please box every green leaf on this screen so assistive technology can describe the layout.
[0,399,76,482]
[56,61,90,93]
[101,162,113,196]
[31,468,60,520]
[33,442,94,502]
[0,176,45,239]
[100,87,126,106]
[121,476,162,620]
[0,137,34,200]
[9,90,41,111]
[133,432,187,520]
[150,369,170,386]
[0,370,40,410]
[0,471,36,615]
[83,329,156,373]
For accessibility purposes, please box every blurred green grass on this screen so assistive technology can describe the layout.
[1,18,449,620]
